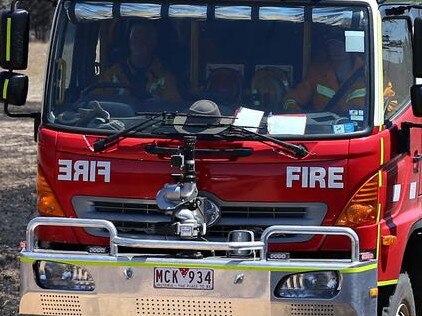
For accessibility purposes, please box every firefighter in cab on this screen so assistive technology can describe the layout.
[282,29,366,115]
[101,22,180,102]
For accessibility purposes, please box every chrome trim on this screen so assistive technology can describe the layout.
[260,225,360,262]
[26,217,360,262]
[26,217,118,255]
[113,236,264,252]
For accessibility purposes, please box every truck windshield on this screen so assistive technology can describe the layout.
[46,2,371,137]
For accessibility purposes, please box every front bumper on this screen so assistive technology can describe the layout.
[20,218,378,316]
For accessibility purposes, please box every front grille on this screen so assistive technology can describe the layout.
[93,201,161,215]
[93,201,306,219]
[73,196,327,242]
[220,206,306,219]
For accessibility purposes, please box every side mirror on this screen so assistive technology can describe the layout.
[0,71,28,106]
[411,85,422,117]
[414,18,422,77]
[0,9,29,70]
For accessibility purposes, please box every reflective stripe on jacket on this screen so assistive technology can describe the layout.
[283,58,366,113]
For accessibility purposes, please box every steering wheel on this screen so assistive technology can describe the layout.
[333,116,352,125]
[81,82,136,97]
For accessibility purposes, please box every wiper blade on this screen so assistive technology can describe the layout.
[93,110,232,152]
[226,126,309,158]
[93,112,171,152]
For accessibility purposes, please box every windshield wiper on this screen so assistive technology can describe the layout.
[224,125,309,158]
[93,111,309,158]
[93,111,230,152]
[93,112,172,152]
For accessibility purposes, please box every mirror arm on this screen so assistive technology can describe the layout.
[4,102,41,142]
[400,122,422,154]
[4,102,39,119]
[10,0,22,12]
[4,102,39,118]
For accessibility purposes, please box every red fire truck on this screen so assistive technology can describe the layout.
[2,0,422,315]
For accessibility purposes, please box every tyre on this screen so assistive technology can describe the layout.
[382,273,416,316]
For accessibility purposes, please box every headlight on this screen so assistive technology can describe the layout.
[34,261,95,291]
[274,271,340,299]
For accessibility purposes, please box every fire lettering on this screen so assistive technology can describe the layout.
[57,159,111,183]
[286,166,344,189]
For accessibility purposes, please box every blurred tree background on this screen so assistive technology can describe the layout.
[0,0,55,41]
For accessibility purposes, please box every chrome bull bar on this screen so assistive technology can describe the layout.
[26,217,360,262]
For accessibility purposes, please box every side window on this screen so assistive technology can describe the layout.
[52,21,76,105]
[382,18,413,119]
[60,22,77,91]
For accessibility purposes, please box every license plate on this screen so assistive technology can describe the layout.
[154,267,214,290]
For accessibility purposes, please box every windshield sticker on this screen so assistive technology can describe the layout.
[233,107,264,132]
[268,114,306,135]
[349,109,364,121]
[345,31,365,53]
[332,123,355,134]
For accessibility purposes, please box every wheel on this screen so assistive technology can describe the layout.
[382,273,416,316]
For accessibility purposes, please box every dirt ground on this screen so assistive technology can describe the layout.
[0,42,47,316]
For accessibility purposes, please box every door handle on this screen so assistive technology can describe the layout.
[413,155,422,163]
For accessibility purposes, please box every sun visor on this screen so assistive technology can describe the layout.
[69,2,113,22]
[215,6,251,20]
[169,5,207,19]
[67,1,162,22]
[120,3,161,19]
[259,7,304,22]
[68,1,310,22]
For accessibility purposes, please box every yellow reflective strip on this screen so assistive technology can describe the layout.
[285,99,297,105]
[380,137,385,165]
[346,88,366,102]
[378,279,398,287]
[378,170,382,187]
[284,99,297,106]
[20,256,377,274]
[317,84,335,99]
[376,203,382,259]
[284,99,298,111]
[351,88,367,98]
[2,78,8,99]
[6,17,11,62]
[355,88,366,96]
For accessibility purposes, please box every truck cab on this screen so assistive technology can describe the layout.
[3,0,422,315]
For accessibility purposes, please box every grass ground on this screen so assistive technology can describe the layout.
[0,41,48,316]
[25,41,49,102]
